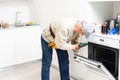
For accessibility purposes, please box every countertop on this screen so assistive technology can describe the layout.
[0,24,41,31]
[90,33,120,40]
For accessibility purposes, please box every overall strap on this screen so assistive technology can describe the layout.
[49,24,55,39]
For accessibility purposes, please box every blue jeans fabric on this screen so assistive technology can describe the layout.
[41,36,70,80]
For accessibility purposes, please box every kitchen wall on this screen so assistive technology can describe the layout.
[0,0,119,27]
[28,0,88,27]
[28,0,113,27]
[113,2,120,19]
[88,2,113,24]
[28,0,40,25]
[89,1,120,22]
[0,0,29,24]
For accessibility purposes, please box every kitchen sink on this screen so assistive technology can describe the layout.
[15,24,25,27]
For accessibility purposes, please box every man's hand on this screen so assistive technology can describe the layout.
[79,43,88,48]
[75,43,80,49]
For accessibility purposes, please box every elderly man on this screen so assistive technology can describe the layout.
[41,18,94,80]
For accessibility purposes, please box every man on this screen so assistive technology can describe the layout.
[41,18,94,80]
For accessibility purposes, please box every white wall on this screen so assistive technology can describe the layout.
[28,0,40,24]
[29,0,89,27]
[28,0,113,27]
[0,0,29,24]
[0,0,119,27]
[88,1,120,22]
[86,2,113,24]
[113,2,120,19]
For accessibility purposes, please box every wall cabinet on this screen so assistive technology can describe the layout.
[0,26,42,68]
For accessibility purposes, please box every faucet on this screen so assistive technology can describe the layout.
[15,11,22,27]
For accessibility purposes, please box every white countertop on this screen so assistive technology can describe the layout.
[90,33,120,40]
[0,24,41,31]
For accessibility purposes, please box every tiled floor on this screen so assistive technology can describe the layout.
[0,60,73,80]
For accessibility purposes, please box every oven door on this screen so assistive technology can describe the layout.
[74,54,116,80]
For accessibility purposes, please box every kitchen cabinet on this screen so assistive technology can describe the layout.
[69,46,88,80]
[0,26,42,68]
[14,26,42,64]
[0,30,16,68]
[69,36,88,80]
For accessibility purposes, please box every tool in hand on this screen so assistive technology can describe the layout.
[79,43,88,48]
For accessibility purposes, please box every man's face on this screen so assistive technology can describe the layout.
[74,21,85,35]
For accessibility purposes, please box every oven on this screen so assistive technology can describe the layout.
[88,42,119,80]
[74,33,120,80]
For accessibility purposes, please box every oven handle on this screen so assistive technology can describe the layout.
[73,54,102,69]
[73,55,101,68]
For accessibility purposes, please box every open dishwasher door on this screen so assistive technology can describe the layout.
[74,54,116,80]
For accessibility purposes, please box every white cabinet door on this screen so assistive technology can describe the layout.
[14,26,42,64]
[69,46,88,80]
[0,30,15,68]
[69,36,88,79]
